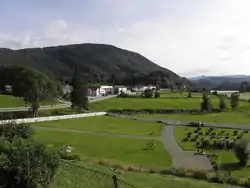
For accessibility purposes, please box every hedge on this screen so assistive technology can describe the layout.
[108,108,222,115]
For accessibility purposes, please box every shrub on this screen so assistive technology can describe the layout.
[224,176,240,185]
[182,137,189,142]
[154,92,160,98]
[234,138,250,166]
[233,130,238,136]
[0,121,33,141]
[208,173,224,183]
[143,89,154,98]
[191,169,208,180]
[190,138,197,142]
[187,132,192,138]
[0,138,59,187]
[187,92,192,98]
[201,139,210,149]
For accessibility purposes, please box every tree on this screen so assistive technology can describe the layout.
[201,93,212,112]
[0,66,58,117]
[71,72,89,110]
[234,139,250,166]
[230,92,240,110]
[218,95,227,111]
[143,89,154,98]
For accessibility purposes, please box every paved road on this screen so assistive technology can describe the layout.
[32,125,160,140]
[108,113,250,130]
[0,95,116,112]
[162,126,212,170]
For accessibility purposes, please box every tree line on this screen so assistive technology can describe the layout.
[0,65,89,115]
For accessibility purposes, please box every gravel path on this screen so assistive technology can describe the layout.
[162,125,212,170]
[32,126,160,140]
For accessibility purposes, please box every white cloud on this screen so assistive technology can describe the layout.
[1,0,250,77]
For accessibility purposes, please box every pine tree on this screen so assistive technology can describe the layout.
[71,71,89,110]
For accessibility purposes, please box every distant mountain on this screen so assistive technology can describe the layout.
[0,43,195,88]
[190,75,250,90]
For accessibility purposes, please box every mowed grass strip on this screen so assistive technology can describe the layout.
[32,116,163,136]
[34,129,171,168]
[52,161,239,188]
[89,97,220,111]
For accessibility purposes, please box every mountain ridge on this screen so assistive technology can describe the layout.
[0,43,195,88]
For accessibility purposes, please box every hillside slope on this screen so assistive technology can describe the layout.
[0,43,194,88]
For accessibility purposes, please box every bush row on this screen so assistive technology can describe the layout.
[0,111,33,120]
[108,108,222,114]
[92,159,250,187]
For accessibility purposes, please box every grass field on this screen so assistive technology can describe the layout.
[32,116,163,136]
[0,94,61,108]
[51,161,239,188]
[34,129,171,168]
[0,94,26,108]
[174,126,250,177]
[89,97,220,111]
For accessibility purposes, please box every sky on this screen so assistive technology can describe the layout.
[1,0,250,77]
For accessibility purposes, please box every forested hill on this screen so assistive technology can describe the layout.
[0,43,195,88]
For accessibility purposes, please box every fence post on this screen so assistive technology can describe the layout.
[112,175,118,188]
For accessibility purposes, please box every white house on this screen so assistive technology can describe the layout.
[114,85,128,94]
[88,85,114,96]
[62,84,72,95]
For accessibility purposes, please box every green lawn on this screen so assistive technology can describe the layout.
[52,161,239,188]
[0,94,61,108]
[89,97,220,111]
[34,129,171,168]
[0,94,26,107]
[32,116,163,136]
[174,126,250,177]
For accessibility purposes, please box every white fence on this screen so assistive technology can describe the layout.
[0,112,107,124]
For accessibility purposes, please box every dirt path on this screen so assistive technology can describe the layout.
[33,126,161,140]
[162,125,212,170]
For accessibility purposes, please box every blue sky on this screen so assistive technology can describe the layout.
[1,0,250,77]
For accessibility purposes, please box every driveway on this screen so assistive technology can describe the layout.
[162,125,212,170]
